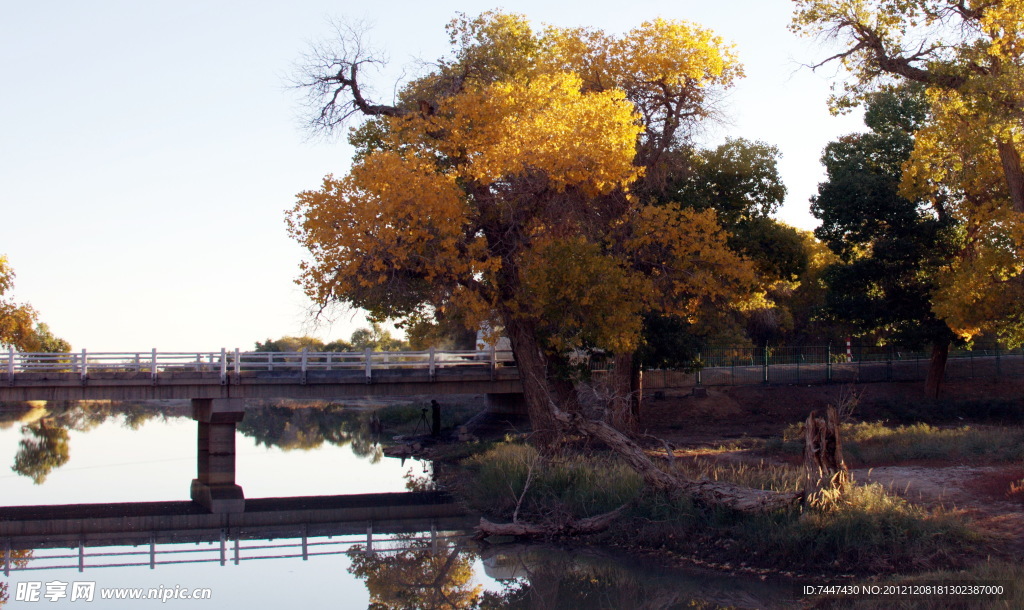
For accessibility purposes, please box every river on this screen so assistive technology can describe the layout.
[0,400,793,609]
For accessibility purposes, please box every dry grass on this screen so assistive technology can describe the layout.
[770,421,1024,465]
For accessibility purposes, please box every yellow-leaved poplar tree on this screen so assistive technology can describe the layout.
[792,0,1024,344]
[0,255,40,351]
[289,12,756,439]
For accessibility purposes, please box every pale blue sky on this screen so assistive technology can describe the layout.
[0,0,860,351]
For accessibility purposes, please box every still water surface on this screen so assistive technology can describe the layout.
[0,402,792,609]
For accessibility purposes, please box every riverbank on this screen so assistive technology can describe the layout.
[424,379,1024,595]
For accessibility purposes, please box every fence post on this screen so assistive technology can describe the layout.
[364,348,372,383]
[490,343,497,380]
[762,343,769,384]
[234,348,241,377]
[220,348,227,385]
[826,343,832,383]
[301,349,308,384]
[429,347,436,380]
[856,342,861,379]
[151,348,158,384]
[80,348,88,383]
[7,346,13,380]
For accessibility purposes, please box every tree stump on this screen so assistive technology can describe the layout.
[803,406,849,503]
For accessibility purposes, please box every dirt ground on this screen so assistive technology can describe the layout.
[638,377,1024,558]
[640,376,1024,444]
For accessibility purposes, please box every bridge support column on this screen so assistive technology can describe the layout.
[485,393,528,416]
[190,398,245,514]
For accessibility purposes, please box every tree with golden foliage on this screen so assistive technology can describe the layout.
[0,256,39,351]
[791,0,1024,345]
[289,12,760,440]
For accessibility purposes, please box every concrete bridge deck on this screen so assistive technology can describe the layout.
[1,349,523,401]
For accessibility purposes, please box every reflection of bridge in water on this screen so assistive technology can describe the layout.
[0,349,522,402]
[1,491,473,575]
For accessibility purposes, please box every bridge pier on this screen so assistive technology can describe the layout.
[190,398,245,514]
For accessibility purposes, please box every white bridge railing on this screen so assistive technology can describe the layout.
[4,527,466,574]
[4,347,516,384]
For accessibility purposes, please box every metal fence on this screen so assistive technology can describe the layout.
[641,344,1024,390]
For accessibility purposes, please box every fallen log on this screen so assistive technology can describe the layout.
[476,504,630,538]
[549,406,802,513]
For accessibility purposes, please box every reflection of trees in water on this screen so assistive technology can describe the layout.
[11,421,69,484]
[8,402,180,483]
[0,549,32,608]
[237,405,384,462]
[478,545,784,609]
[347,538,482,609]
[344,539,780,609]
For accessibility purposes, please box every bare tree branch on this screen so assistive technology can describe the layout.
[291,18,407,137]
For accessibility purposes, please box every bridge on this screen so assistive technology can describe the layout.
[1,348,529,514]
[0,348,522,402]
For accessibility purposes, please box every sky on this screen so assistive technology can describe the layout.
[0,0,863,352]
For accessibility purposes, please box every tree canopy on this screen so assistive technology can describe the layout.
[812,85,958,394]
[0,256,39,350]
[0,256,69,352]
[255,323,409,353]
[792,0,1024,344]
[289,12,762,435]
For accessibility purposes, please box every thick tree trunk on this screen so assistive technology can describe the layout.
[997,138,1024,214]
[502,316,560,446]
[924,339,950,399]
[803,406,848,501]
[606,353,638,432]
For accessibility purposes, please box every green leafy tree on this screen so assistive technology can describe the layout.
[30,323,70,353]
[812,85,957,396]
[254,335,326,352]
[349,322,409,351]
[638,138,809,360]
